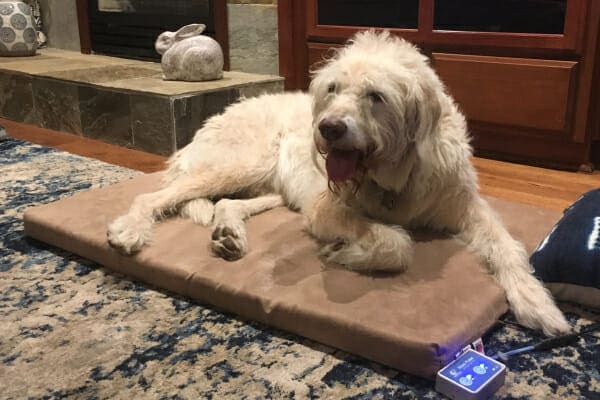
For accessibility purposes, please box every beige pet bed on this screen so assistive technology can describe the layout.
[23,173,560,378]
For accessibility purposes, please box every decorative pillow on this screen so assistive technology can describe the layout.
[530,189,600,309]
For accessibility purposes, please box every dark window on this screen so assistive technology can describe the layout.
[434,0,566,34]
[97,0,210,16]
[318,0,419,29]
[89,0,214,61]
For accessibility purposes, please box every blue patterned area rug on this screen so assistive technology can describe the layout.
[1,138,599,400]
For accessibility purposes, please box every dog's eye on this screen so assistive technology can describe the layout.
[327,83,336,94]
[368,91,385,103]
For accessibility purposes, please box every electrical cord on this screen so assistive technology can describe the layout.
[491,321,600,361]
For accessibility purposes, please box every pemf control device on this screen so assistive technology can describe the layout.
[435,349,506,400]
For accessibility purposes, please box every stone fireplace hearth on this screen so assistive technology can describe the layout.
[0,48,282,155]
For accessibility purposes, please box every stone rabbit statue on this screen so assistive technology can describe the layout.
[155,23,224,82]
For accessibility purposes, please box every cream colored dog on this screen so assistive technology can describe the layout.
[107,31,570,336]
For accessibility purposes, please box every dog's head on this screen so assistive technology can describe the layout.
[310,31,442,186]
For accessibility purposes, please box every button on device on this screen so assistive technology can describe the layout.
[473,363,488,375]
[459,374,474,386]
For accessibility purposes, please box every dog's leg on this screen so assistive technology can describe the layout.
[307,192,413,272]
[451,196,570,336]
[211,195,284,260]
[180,198,215,226]
[107,169,264,255]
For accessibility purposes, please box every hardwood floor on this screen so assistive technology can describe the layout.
[1,118,166,173]
[3,118,600,212]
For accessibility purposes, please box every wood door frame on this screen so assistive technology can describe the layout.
[75,0,230,70]
[213,0,230,70]
[278,0,308,90]
[75,0,91,54]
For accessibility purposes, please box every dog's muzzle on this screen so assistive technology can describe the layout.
[317,117,363,184]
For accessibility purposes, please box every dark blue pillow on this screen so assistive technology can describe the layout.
[530,189,600,309]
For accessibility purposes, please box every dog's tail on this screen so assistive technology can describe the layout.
[456,196,571,337]
[179,198,215,226]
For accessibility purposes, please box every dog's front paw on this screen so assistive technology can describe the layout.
[107,214,152,255]
[211,222,247,261]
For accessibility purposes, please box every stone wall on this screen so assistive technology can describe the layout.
[227,0,279,76]
[38,0,81,52]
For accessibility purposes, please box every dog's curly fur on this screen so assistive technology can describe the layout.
[107,31,570,336]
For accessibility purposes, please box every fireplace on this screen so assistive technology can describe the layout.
[76,0,229,67]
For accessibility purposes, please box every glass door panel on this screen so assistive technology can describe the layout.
[318,0,419,29]
[434,0,566,34]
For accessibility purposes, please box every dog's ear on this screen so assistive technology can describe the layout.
[405,74,443,142]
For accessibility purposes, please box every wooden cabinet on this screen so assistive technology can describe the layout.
[278,0,600,170]
[432,54,578,132]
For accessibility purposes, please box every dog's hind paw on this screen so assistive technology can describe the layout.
[320,240,410,272]
[514,304,572,337]
[538,311,572,337]
[320,243,369,271]
[211,222,247,261]
[510,289,572,337]
[107,214,152,255]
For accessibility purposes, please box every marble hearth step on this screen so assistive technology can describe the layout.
[0,48,283,155]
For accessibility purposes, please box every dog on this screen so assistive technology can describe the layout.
[107,31,570,336]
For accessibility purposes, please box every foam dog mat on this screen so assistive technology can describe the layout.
[23,172,561,378]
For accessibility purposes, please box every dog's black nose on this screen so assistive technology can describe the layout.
[319,117,347,141]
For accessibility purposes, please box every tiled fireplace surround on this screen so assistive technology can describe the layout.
[0,48,282,155]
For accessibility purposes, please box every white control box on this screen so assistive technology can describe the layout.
[435,349,506,400]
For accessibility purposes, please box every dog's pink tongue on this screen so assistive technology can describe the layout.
[326,150,360,183]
